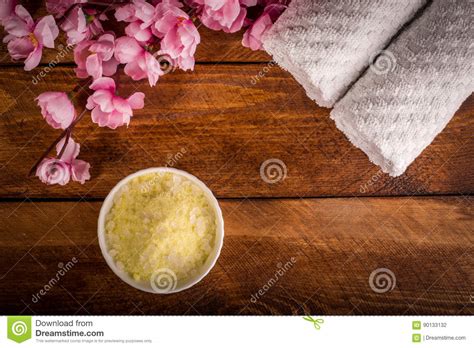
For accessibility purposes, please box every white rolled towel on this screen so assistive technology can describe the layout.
[331,0,474,177]
[262,0,427,107]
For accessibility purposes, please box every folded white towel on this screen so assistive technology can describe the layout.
[262,0,427,107]
[331,0,474,176]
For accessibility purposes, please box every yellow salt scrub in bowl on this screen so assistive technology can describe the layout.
[98,168,224,294]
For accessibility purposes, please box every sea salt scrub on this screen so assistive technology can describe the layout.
[105,172,217,287]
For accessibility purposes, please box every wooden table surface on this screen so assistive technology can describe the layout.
[0,3,472,315]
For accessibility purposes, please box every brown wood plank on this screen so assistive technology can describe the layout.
[0,196,472,315]
[0,1,269,65]
[0,65,473,198]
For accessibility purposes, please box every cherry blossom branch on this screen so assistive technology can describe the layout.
[57,128,72,160]
[2,0,284,185]
[28,108,88,177]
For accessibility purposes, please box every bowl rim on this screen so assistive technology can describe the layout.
[97,167,224,294]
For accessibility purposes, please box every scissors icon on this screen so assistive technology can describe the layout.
[303,316,324,330]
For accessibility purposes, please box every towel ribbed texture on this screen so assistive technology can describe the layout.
[262,0,427,107]
[330,0,474,176]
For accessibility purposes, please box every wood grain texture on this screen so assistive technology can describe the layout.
[0,65,472,198]
[0,1,269,65]
[0,197,472,315]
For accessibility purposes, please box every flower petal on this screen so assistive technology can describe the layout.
[36,158,71,185]
[114,36,142,63]
[91,89,114,112]
[112,96,132,115]
[86,53,102,79]
[15,4,34,27]
[124,59,147,81]
[91,106,111,127]
[107,109,129,129]
[7,37,34,60]
[127,92,145,110]
[102,56,119,76]
[24,45,42,71]
[3,15,31,37]
[34,15,59,48]
[71,159,91,184]
[56,136,80,163]
[89,77,116,91]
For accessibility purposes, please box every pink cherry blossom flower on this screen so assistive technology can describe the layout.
[61,6,105,45]
[115,36,164,86]
[36,92,76,129]
[73,33,119,80]
[115,0,155,24]
[2,5,59,71]
[242,2,287,51]
[46,0,86,18]
[152,2,200,71]
[194,0,257,33]
[115,0,155,42]
[131,0,156,25]
[86,77,145,129]
[74,40,93,77]
[124,20,153,42]
[36,137,90,185]
[0,0,16,23]
[114,3,136,22]
[36,157,71,185]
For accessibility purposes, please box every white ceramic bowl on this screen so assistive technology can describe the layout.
[98,167,224,294]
